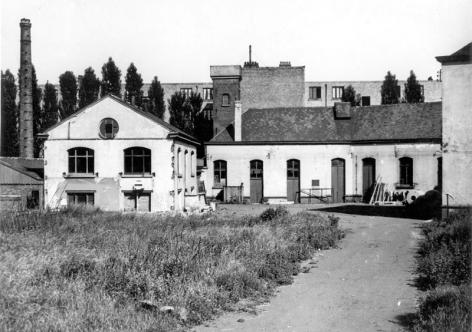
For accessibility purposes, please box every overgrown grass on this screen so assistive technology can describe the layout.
[413,209,471,332]
[0,206,343,331]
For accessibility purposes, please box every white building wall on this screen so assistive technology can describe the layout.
[441,63,472,206]
[205,143,441,201]
[44,96,199,212]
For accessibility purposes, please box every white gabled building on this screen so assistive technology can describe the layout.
[41,95,203,212]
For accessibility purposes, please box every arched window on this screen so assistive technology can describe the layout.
[250,160,263,179]
[214,160,227,187]
[124,147,151,174]
[68,147,94,174]
[222,94,230,107]
[287,159,300,179]
[399,157,413,187]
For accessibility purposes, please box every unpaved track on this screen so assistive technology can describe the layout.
[195,213,424,332]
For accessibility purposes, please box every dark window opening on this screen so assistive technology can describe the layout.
[287,159,300,179]
[250,160,263,179]
[68,147,94,174]
[67,192,94,206]
[124,147,151,174]
[99,118,119,139]
[361,96,371,106]
[214,160,227,187]
[27,190,40,209]
[309,86,322,99]
[399,157,413,187]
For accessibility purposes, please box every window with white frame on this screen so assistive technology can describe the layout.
[332,86,344,100]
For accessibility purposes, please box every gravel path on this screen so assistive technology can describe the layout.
[194,212,424,332]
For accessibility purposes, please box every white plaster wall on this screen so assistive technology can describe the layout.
[44,96,199,212]
[205,143,441,200]
[47,96,169,140]
[205,144,353,199]
[351,144,441,195]
[442,63,472,206]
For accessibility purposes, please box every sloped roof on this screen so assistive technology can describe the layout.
[0,157,43,180]
[41,94,200,145]
[436,42,472,64]
[210,102,441,144]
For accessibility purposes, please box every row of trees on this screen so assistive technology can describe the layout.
[341,70,425,106]
[1,58,168,157]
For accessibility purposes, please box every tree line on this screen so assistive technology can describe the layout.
[341,70,426,106]
[1,57,204,157]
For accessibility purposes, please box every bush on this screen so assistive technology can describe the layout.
[414,284,471,332]
[259,206,289,222]
[416,210,471,288]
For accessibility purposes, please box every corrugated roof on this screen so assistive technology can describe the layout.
[210,102,441,143]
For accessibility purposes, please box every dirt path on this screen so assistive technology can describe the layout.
[194,213,424,332]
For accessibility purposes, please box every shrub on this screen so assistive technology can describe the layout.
[259,206,289,222]
[414,284,471,332]
[60,254,96,279]
[416,210,471,288]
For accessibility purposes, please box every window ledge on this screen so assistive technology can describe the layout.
[64,173,95,178]
[212,185,224,189]
[308,98,321,100]
[121,173,153,178]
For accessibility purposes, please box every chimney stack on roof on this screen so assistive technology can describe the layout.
[19,18,34,158]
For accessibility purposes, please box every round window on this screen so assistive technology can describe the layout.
[99,118,119,139]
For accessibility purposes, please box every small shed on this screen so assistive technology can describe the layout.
[0,157,44,210]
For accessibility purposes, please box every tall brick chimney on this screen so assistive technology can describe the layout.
[19,18,34,158]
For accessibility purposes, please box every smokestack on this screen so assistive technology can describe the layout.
[19,18,34,158]
[249,45,252,63]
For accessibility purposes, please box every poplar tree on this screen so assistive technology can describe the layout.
[168,91,203,136]
[381,71,399,105]
[31,66,43,157]
[404,70,424,103]
[1,70,19,156]
[78,67,100,108]
[41,82,60,130]
[124,63,143,106]
[100,57,122,97]
[59,71,77,118]
[148,76,165,119]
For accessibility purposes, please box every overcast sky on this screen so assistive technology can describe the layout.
[1,0,471,84]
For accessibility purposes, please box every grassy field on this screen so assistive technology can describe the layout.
[413,209,471,332]
[0,206,343,331]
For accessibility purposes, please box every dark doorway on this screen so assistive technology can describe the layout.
[331,158,345,203]
[437,157,442,191]
[362,158,376,202]
[361,96,371,106]
[250,160,263,203]
[287,159,300,203]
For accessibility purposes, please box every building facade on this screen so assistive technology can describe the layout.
[42,95,202,212]
[204,102,442,204]
[436,43,472,207]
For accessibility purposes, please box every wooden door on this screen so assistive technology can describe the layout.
[437,157,442,191]
[250,160,263,203]
[124,193,136,211]
[287,159,300,203]
[137,193,151,212]
[331,158,345,203]
[362,158,376,202]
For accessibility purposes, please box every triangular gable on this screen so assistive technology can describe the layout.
[42,95,199,145]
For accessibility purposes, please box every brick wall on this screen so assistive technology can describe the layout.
[241,66,305,113]
[212,77,241,135]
